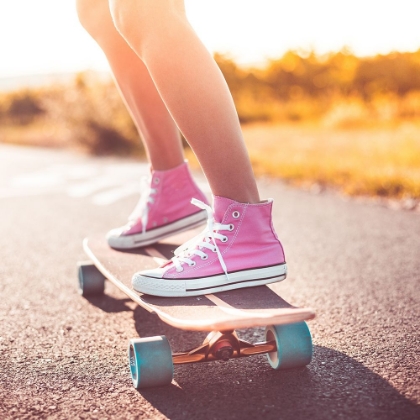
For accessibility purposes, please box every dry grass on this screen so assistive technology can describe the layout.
[245,123,420,198]
[186,122,420,199]
[0,73,144,156]
[1,63,420,200]
[0,119,68,148]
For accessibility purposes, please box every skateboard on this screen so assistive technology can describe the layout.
[78,229,315,389]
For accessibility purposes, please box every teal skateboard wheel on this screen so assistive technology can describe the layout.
[265,322,313,369]
[128,336,174,389]
[77,262,105,297]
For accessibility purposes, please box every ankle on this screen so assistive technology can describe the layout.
[150,158,185,172]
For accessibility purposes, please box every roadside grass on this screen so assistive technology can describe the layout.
[2,112,419,201]
[0,74,143,156]
[186,122,420,199]
[0,119,67,148]
[2,52,420,201]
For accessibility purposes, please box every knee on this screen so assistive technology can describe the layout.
[76,0,112,41]
[110,0,185,51]
[109,0,162,40]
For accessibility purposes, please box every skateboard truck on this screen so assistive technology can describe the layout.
[172,330,277,364]
[128,322,312,389]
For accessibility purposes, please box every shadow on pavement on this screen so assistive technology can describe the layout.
[132,306,420,420]
[83,294,132,313]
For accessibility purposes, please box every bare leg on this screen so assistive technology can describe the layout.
[109,0,260,203]
[76,0,184,170]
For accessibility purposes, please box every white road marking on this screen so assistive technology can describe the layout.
[0,187,62,199]
[67,178,130,198]
[1,161,210,207]
[91,182,140,206]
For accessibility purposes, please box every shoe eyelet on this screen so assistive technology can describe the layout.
[189,261,196,267]
[232,211,240,219]
[201,254,208,260]
[153,178,160,184]
[221,236,228,243]
[228,224,234,231]
[212,248,217,253]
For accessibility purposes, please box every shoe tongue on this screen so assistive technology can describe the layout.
[213,196,237,223]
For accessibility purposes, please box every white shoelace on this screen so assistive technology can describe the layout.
[128,176,158,234]
[171,199,232,281]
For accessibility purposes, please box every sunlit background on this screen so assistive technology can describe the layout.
[0,0,419,203]
[0,0,419,77]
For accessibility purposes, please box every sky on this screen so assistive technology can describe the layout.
[0,0,419,78]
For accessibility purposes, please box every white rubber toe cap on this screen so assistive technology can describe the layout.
[132,271,186,296]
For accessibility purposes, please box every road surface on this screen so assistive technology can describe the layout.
[0,144,419,419]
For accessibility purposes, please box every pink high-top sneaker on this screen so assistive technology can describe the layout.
[107,162,209,249]
[132,196,287,297]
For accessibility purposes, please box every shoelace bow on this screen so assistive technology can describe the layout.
[171,199,231,281]
[128,176,157,234]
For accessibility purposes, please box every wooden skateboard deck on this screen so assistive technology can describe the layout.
[82,234,315,332]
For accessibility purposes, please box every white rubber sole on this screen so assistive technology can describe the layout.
[107,210,207,250]
[132,263,287,297]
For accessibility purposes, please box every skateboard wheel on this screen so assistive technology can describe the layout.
[77,262,105,297]
[128,336,173,389]
[265,322,313,369]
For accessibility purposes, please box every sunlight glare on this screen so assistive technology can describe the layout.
[0,0,418,77]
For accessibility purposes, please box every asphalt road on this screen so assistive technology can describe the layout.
[0,144,419,420]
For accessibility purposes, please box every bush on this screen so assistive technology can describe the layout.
[0,90,44,124]
[40,72,143,155]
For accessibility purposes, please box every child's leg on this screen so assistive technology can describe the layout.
[105,0,286,296]
[109,0,260,204]
[76,0,183,170]
[77,0,209,249]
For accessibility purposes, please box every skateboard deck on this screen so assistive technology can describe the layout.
[78,229,315,388]
[82,233,315,332]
